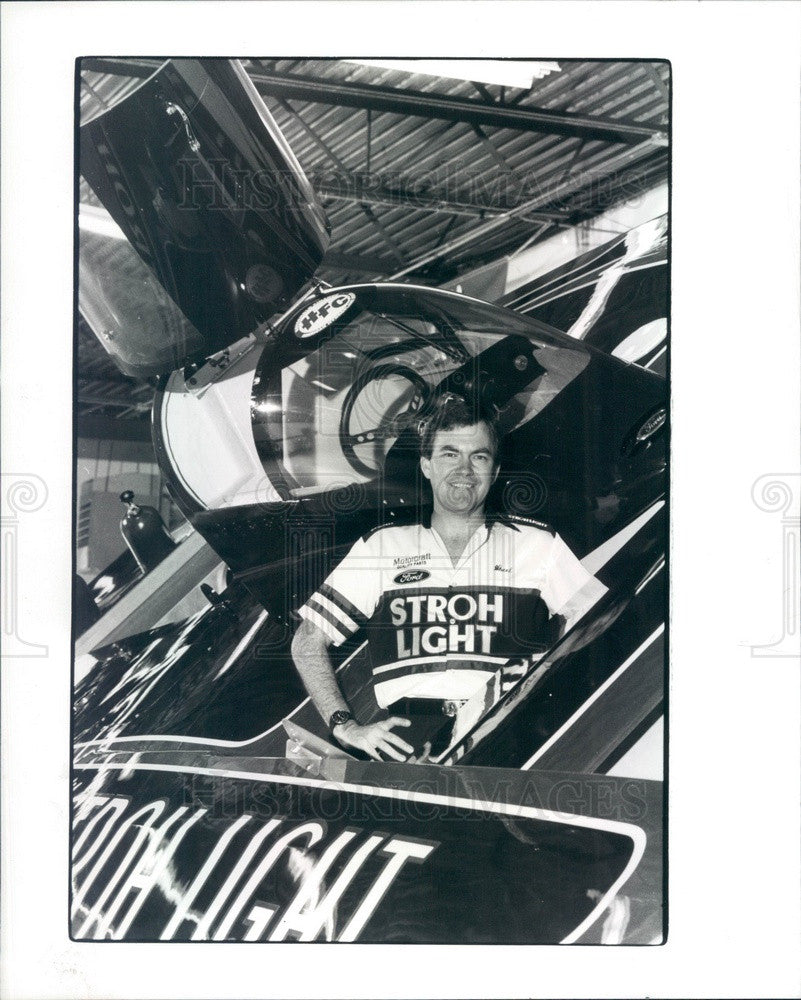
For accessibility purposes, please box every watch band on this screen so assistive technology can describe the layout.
[329,709,353,730]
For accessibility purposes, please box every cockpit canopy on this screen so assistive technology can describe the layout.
[156,284,602,513]
[156,281,665,559]
[251,285,590,499]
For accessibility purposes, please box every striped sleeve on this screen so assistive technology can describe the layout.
[297,536,378,646]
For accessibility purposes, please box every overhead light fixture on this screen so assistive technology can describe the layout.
[346,59,561,91]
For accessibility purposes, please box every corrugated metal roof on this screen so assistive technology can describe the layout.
[245,58,668,283]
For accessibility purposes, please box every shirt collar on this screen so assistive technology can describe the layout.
[419,506,514,533]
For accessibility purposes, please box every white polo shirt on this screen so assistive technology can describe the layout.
[298,515,606,709]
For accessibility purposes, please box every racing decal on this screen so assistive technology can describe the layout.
[389,591,504,659]
[367,586,556,674]
[293,292,356,339]
[71,793,436,942]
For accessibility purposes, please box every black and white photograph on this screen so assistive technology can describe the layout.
[72,55,669,945]
[1,3,800,998]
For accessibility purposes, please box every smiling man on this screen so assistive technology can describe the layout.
[291,394,607,762]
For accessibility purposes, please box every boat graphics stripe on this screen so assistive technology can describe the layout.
[522,624,664,770]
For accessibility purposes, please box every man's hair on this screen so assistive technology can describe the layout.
[419,393,499,460]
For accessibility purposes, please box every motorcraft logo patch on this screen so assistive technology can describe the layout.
[294,292,356,338]
[394,570,430,585]
[393,553,430,569]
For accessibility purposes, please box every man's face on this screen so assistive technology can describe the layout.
[420,422,499,518]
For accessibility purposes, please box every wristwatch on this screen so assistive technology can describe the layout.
[329,709,353,730]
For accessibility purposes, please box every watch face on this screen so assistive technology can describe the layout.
[329,710,352,728]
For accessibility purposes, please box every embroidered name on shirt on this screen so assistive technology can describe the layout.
[494,564,511,573]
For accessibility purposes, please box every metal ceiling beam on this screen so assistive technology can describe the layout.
[77,371,150,395]
[470,124,518,178]
[321,250,395,275]
[358,204,407,267]
[567,153,669,214]
[77,395,151,411]
[471,82,497,104]
[80,59,666,145]
[642,63,669,106]
[80,58,157,76]
[248,69,667,145]
[314,173,566,221]
[433,152,669,276]
[510,221,554,258]
[413,216,462,279]
[274,97,351,173]
[433,215,459,250]
[387,138,665,280]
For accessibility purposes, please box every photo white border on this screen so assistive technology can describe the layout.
[2,2,800,998]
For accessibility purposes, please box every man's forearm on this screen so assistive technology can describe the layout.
[291,620,350,725]
[292,621,416,761]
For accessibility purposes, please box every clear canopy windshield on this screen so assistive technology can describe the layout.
[252,288,589,498]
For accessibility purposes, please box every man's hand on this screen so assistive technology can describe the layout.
[407,740,432,765]
[332,717,414,761]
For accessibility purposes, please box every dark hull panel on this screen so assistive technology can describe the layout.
[80,59,329,377]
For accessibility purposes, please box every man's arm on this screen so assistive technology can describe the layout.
[291,619,413,761]
[291,619,350,724]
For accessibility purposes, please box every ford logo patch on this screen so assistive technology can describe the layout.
[636,408,667,442]
[394,570,430,585]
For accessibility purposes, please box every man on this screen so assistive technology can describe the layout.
[291,395,607,762]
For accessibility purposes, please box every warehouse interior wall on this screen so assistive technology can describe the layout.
[76,435,185,578]
[446,181,668,301]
